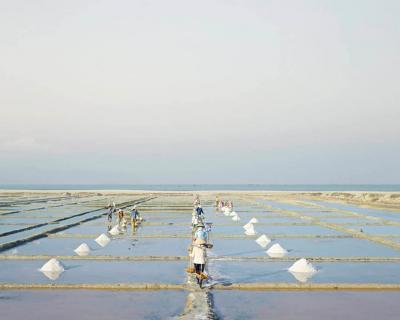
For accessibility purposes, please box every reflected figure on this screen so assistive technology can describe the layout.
[131,224,137,235]
[266,251,288,258]
[41,270,63,281]
[289,270,316,283]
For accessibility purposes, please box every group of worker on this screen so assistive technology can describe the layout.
[106,202,142,231]
[215,197,234,211]
[189,197,211,288]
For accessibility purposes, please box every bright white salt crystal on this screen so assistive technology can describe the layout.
[255,234,271,248]
[267,243,287,255]
[243,222,253,230]
[288,258,316,273]
[232,215,241,222]
[109,225,120,236]
[249,218,259,224]
[95,233,111,247]
[244,225,256,235]
[74,243,91,256]
[40,258,64,273]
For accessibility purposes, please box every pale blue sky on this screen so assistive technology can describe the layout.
[0,0,399,184]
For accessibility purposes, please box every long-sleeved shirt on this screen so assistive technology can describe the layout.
[190,245,207,264]
[196,207,204,216]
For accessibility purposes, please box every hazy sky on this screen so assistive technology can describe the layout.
[1,0,399,184]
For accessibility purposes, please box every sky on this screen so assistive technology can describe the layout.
[0,0,399,184]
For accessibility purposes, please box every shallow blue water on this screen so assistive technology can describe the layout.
[0,260,186,284]
[210,261,400,284]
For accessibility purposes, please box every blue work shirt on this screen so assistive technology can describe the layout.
[130,209,139,219]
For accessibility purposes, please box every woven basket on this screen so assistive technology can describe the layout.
[196,272,208,280]
[186,267,195,273]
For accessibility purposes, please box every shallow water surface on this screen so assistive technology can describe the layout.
[0,290,186,320]
[213,291,400,320]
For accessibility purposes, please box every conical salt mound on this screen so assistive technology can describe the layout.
[267,243,287,255]
[232,214,240,222]
[255,234,271,248]
[95,233,111,247]
[243,222,253,231]
[244,225,256,235]
[74,243,91,256]
[288,258,316,273]
[109,225,120,236]
[40,258,65,273]
[249,218,259,224]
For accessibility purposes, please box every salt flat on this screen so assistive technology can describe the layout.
[1,190,400,319]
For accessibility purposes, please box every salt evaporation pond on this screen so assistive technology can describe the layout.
[0,260,186,284]
[213,291,400,320]
[215,224,346,235]
[310,200,400,221]
[345,225,400,235]
[2,192,400,318]
[210,261,400,284]
[0,290,187,320]
[63,223,192,236]
[2,236,190,256]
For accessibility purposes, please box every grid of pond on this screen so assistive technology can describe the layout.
[2,192,400,319]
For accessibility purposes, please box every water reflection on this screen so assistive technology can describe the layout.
[40,270,63,281]
[289,270,316,283]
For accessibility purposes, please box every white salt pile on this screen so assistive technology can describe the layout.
[244,224,256,236]
[223,208,231,216]
[95,233,111,247]
[255,234,271,248]
[40,258,65,273]
[109,225,120,236]
[249,218,259,224]
[266,243,288,258]
[288,258,316,273]
[74,243,91,256]
[232,214,241,222]
[243,222,253,230]
[229,211,237,217]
